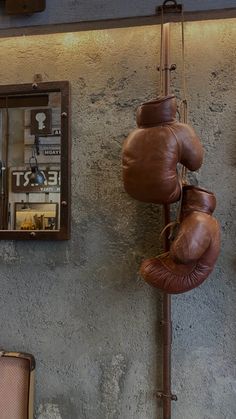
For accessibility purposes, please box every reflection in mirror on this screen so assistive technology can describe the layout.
[15,203,58,230]
[0,92,61,230]
[0,92,61,232]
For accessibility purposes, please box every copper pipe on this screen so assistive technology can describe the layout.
[162,208,172,419]
[162,23,172,419]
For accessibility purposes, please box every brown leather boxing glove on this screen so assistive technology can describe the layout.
[140,186,221,294]
[122,95,204,204]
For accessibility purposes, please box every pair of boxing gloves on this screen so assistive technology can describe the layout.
[122,95,220,294]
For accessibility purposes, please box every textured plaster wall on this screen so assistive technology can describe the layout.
[0,19,235,419]
[170,20,236,418]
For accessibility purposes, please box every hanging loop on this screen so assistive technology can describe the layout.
[157,0,182,14]
[163,0,178,7]
[157,0,182,94]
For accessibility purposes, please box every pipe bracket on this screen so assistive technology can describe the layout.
[157,391,178,401]
[157,64,177,72]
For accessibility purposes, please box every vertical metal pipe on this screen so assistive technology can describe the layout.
[163,23,171,96]
[162,22,172,419]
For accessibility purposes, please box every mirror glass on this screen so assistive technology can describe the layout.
[0,82,70,239]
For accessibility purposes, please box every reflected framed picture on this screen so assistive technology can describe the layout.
[14,202,58,231]
[31,108,52,136]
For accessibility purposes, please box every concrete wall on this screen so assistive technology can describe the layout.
[0,18,235,419]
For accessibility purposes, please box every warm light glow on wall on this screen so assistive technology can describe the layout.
[62,30,114,47]
[0,18,234,90]
[0,18,235,55]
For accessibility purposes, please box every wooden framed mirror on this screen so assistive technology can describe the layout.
[0,81,70,240]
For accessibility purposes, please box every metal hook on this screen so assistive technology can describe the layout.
[163,0,177,6]
[157,0,182,14]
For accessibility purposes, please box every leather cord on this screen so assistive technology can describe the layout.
[180,8,187,120]
[158,5,189,239]
[179,8,188,185]
[159,6,164,95]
